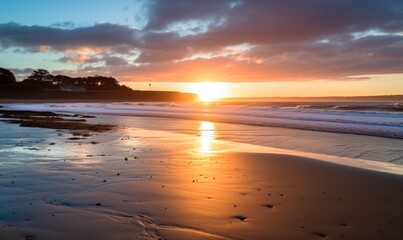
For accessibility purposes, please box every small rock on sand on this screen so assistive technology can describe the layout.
[232,215,247,222]
[312,232,327,238]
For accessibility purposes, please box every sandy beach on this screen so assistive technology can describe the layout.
[1,109,403,240]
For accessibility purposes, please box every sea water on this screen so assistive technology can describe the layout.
[2,101,402,167]
[4,101,402,138]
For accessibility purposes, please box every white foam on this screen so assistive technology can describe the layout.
[3,102,403,138]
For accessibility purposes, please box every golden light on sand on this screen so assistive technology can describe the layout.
[189,82,227,102]
[199,121,215,152]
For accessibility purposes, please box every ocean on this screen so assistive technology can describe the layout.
[4,101,402,139]
[2,101,402,167]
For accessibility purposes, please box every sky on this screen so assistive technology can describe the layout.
[1,0,403,97]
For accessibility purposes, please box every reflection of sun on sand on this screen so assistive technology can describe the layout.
[1,114,403,240]
[189,82,227,102]
[199,121,215,152]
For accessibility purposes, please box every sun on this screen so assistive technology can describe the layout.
[189,82,227,102]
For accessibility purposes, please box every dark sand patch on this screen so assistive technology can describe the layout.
[0,109,114,132]
[71,132,92,137]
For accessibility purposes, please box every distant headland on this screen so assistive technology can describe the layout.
[0,67,198,102]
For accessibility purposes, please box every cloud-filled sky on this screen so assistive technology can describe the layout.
[0,0,403,96]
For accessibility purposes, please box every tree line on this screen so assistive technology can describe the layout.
[0,67,132,92]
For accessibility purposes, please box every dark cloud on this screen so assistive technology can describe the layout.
[145,0,235,30]
[9,68,35,80]
[178,0,403,47]
[9,68,34,75]
[103,56,129,67]
[0,22,140,50]
[1,0,403,82]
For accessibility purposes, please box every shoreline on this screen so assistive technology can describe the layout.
[1,105,403,169]
[1,94,402,103]
[2,101,401,141]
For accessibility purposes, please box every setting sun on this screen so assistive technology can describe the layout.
[188,82,228,102]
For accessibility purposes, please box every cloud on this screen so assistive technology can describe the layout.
[1,0,403,82]
[0,22,140,50]
[9,67,35,80]
[145,0,403,45]
[103,56,129,67]
[50,21,76,29]
[144,0,235,30]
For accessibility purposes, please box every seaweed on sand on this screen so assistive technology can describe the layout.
[0,109,114,132]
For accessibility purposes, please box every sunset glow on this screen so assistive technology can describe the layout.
[1,0,402,97]
[188,82,228,102]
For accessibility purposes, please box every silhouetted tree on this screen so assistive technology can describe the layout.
[27,69,53,82]
[0,68,17,85]
[16,68,132,93]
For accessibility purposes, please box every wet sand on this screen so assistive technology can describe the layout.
[0,116,403,239]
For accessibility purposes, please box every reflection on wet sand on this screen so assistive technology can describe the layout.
[199,121,216,152]
[1,118,403,240]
